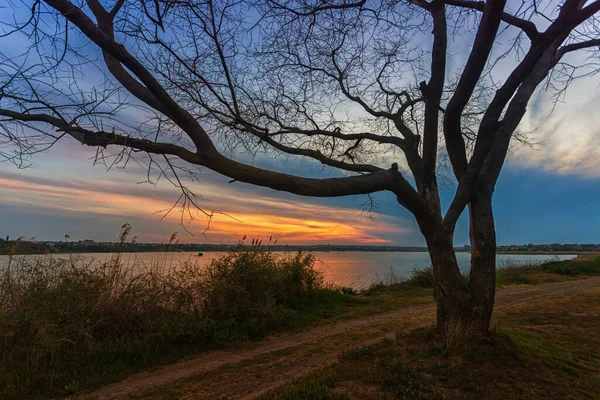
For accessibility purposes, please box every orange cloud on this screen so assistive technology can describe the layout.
[205,213,399,244]
[0,174,411,244]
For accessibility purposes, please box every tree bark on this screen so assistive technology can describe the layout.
[418,219,470,340]
[419,199,496,340]
[467,191,497,336]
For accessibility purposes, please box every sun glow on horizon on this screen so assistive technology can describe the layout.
[0,174,411,244]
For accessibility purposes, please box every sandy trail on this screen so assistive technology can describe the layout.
[78,277,600,400]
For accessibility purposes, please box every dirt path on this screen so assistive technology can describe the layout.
[79,277,600,400]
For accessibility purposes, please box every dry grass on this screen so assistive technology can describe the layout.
[260,285,600,400]
[119,262,600,400]
[574,252,600,262]
[0,243,332,399]
[3,242,597,399]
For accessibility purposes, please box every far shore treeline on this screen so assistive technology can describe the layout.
[1,237,599,255]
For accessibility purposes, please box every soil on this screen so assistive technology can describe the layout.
[76,277,600,400]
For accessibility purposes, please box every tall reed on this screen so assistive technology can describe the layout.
[0,234,324,398]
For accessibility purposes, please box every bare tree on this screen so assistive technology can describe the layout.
[1,0,599,338]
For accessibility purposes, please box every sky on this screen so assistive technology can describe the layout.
[0,1,599,246]
[1,122,598,246]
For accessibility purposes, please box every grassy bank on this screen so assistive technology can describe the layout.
[495,256,600,286]
[260,268,600,399]
[0,245,433,399]
[0,246,331,398]
[1,250,598,399]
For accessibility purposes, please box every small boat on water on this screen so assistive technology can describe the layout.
[197,252,203,256]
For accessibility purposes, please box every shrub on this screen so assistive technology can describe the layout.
[405,266,434,288]
[203,248,322,321]
[0,245,324,398]
[339,286,358,295]
[541,258,600,276]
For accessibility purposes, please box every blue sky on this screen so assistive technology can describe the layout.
[490,167,600,245]
[0,0,599,246]
[1,136,598,245]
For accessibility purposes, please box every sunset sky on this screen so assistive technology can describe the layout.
[2,102,599,247]
[1,1,599,246]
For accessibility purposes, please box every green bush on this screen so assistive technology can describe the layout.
[0,246,324,398]
[204,248,322,322]
[541,258,600,276]
[405,266,434,288]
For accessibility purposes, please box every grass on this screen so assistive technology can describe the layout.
[542,257,600,276]
[1,239,598,399]
[122,256,600,400]
[259,284,600,400]
[0,241,430,399]
[496,256,600,286]
[365,257,600,289]
[0,241,353,399]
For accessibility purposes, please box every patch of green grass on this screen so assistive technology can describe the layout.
[369,257,600,293]
[260,287,600,400]
[260,378,349,400]
[495,265,538,286]
[541,257,600,276]
[364,266,435,293]
[496,257,600,287]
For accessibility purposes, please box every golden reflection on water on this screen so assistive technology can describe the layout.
[0,252,577,290]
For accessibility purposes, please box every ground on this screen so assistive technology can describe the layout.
[74,274,600,400]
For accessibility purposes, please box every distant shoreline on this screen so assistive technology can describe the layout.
[487,251,582,255]
[1,238,597,256]
[1,249,590,256]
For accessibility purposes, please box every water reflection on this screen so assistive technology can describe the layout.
[0,251,576,290]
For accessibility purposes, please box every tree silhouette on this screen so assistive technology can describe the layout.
[1,0,599,338]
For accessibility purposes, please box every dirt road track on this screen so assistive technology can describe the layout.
[78,277,600,400]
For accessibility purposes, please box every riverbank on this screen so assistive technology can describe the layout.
[258,278,600,400]
[494,250,588,255]
[0,247,432,399]
[575,251,600,261]
[1,253,598,399]
[3,251,577,290]
[88,268,600,399]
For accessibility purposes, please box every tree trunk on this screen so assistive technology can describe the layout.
[419,202,497,340]
[467,192,497,336]
[418,220,470,340]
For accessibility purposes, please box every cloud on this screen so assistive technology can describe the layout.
[508,76,600,178]
[0,169,412,244]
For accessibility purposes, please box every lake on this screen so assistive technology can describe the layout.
[0,251,576,289]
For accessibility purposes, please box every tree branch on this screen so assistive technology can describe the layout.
[266,0,367,17]
[443,0,508,178]
[254,131,384,173]
[557,38,600,57]
[44,0,215,151]
[443,0,539,40]
[420,0,446,200]
[0,107,430,216]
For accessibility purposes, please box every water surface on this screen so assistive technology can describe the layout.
[0,251,576,289]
